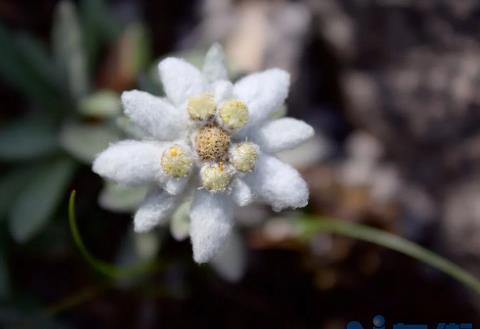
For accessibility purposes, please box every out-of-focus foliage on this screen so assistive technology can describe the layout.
[0,1,153,322]
[52,1,89,101]
[60,122,120,163]
[0,0,152,245]
[8,157,75,242]
[0,115,58,161]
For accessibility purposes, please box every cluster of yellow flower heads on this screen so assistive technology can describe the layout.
[160,93,257,192]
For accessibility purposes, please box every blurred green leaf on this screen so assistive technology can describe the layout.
[0,168,37,218]
[8,157,76,243]
[16,34,63,93]
[117,230,160,266]
[0,116,58,161]
[52,1,89,101]
[271,104,287,119]
[115,230,161,286]
[80,0,119,69]
[133,231,161,261]
[0,26,64,111]
[78,90,121,119]
[115,116,147,139]
[98,182,147,213]
[170,201,190,241]
[60,121,120,163]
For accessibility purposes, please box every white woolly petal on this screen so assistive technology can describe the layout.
[92,140,165,186]
[134,188,179,233]
[231,178,253,206]
[209,230,246,282]
[243,152,309,211]
[203,43,228,82]
[164,176,190,195]
[122,90,187,140]
[158,57,206,106]
[213,80,233,104]
[189,190,234,263]
[233,69,290,128]
[253,118,314,153]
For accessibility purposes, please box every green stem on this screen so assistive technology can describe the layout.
[68,190,160,279]
[296,217,480,295]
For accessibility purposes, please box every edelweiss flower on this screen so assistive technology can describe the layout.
[93,44,314,263]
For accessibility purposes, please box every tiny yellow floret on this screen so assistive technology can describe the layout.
[161,145,193,177]
[187,93,216,120]
[200,162,234,191]
[169,148,178,156]
[218,99,249,129]
[230,142,257,172]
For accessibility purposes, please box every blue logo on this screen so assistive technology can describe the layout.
[346,315,473,329]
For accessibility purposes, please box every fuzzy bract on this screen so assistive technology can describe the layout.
[92,43,314,263]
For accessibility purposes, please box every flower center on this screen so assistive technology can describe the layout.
[195,125,231,161]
